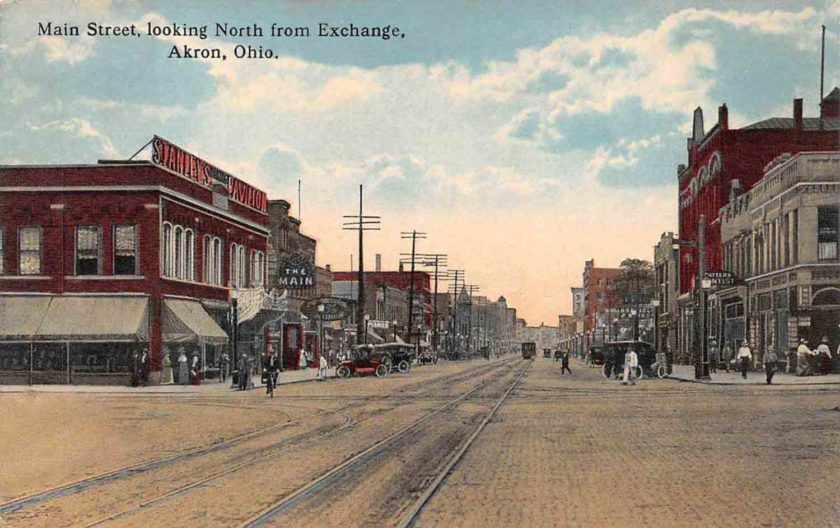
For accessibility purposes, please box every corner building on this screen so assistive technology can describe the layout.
[0,137,269,384]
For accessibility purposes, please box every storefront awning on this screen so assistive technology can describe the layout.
[367,329,385,343]
[0,297,53,341]
[35,296,148,341]
[163,299,228,344]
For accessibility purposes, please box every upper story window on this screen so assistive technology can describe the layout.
[203,235,224,286]
[76,226,102,275]
[114,225,138,275]
[184,229,195,281]
[0,226,4,275]
[230,244,247,288]
[19,226,42,275]
[250,249,265,287]
[162,223,173,277]
[818,207,839,261]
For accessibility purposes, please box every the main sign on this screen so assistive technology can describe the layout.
[151,136,268,213]
[275,252,316,289]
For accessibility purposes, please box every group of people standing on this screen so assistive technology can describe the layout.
[707,335,837,385]
[794,337,835,377]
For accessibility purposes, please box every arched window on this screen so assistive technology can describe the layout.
[203,235,212,283]
[174,226,183,279]
[230,244,238,287]
[238,245,247,287]
[185,229,195,281]
[709,152,722,177]
[162,223,172,276]
[250,250,265,287]
[214,237,223,286]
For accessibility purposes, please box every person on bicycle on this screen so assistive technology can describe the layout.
[265,352,280,397]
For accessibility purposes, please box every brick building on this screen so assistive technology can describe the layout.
[582,259,622,350]
[675,90,839,362]
[0,137,269,384]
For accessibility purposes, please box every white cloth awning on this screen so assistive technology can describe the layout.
[0,297,53,340]
[367,329,385,343]
[163,299,228,344]
[0,296,149,341]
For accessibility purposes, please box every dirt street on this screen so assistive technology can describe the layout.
[1,356,838,527]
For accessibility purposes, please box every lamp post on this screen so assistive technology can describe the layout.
[230,287,239,388]
[317,303,325,368]
[651,298,661,352]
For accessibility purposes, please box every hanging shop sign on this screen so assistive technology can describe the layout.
[367,319,391,330]
[705,271,735,287]
[150,135,268,213]
[276,252,316,289]
[301,297,351,321]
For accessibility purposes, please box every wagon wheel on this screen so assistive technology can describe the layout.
[375,364,388,377]
[336,365,351,378]
[397,360,411,373]
[635,366,644,380]
[381,354,393,372]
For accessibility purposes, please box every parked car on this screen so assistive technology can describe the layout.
[371,343,416,373]
[336,345,389,378]
[601,341,656,379]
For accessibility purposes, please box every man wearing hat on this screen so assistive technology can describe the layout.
[796,338,813,376]
[737,340,752,379]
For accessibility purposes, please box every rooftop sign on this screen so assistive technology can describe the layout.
[151,135,267,213]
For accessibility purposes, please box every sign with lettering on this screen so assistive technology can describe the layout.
[301,297,351,321]
[706,271,735,287]
[367,320,391,329]
[275,252,316,289]
[151,136,268,213]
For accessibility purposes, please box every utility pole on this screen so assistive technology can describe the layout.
[403,253,448,354]
[463,284,480,355]
[695,214,710,380]
[342,185,380,345]
[400,230,427,348]
[447,270,464,357]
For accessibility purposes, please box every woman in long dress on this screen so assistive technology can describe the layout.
[161,347,174,384]
[178,348,189,385]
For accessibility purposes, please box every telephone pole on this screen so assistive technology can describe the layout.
[463,284,480,355]
[342,185,380,345]
[447,270,464,357]
[402,253,448,353]
[400,230,427,347]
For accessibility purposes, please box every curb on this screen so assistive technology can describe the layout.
[666,375,840,386]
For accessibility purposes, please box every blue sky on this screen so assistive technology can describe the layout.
[1,0,838,323]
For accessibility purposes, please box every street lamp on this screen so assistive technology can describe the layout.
[317,303,325,368]
[230,287,239,388]
[393,320,398,342]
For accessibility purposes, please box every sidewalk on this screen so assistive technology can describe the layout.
[668,364,840,385]
[0,367,335,394]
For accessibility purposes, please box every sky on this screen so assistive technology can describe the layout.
[1,0,838,325]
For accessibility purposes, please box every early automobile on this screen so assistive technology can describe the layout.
[601,340,656,379]
[371,343,416,373]
[335,345,389,378]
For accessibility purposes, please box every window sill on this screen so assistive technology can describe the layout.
[65,275,145,280]
[0,275,51,280]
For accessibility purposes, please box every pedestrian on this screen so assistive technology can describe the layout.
[220,351,230,383]
[190,352,200,385]
[764,347,778,385]
[561,351,572,375]
[238,353,248,390]
[265,352,280,397]
[130,349,140,387]
[722,344,732,373]
[318,353,328,381]
[298,347,307,370]
[815,337,832,375]
[796,339,812,377]
[737,341,752,379]
[161,347,174,385]
[708,339,719,374]
[177,347,189,385]
[623,347,638,386]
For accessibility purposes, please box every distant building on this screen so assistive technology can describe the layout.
[654,232,681,363]
[582,259,622,350]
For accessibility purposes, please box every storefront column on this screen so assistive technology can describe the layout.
[148,295,163,384]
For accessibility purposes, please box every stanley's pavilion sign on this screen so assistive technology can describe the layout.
[151,135,268,213]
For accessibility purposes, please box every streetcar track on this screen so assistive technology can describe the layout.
[0,359,517,522]
[239,360,527,527]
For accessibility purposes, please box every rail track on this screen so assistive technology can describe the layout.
[0,358,519,526]
[240,360,531,527]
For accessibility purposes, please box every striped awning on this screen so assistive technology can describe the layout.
[162,299,228,344]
